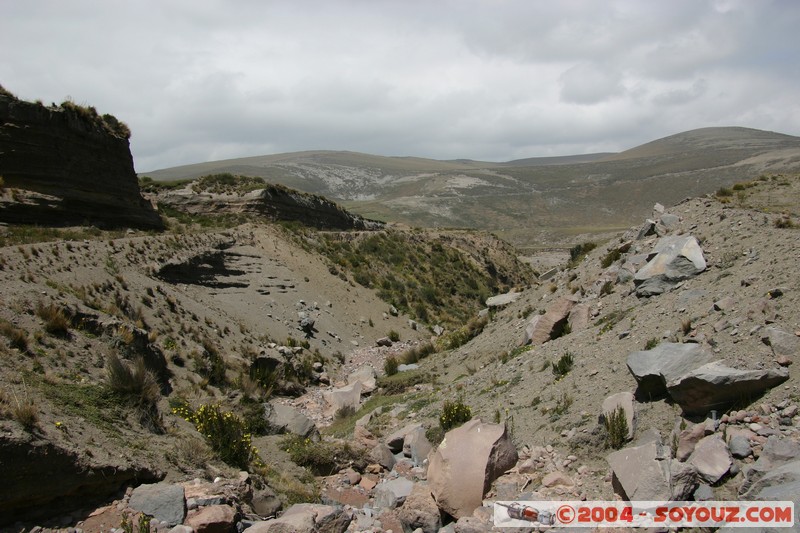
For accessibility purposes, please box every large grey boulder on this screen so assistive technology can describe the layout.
[634,235,706,296]
[428,420,517,519]
[607,435,698,501]
[668,362,789,416]
[626,343,714,399]
[689,435,732,484]
[374,477,415,510]
[601,392,635,440]
[762,326,799,357]
[738,437,800,525]
[523,297,574,345]
[262,402,319,440]
[486,291,522,307]
[247,503,351,533]
[397,482,442,533]
[322,381,362,416]
[347,365,377,393]
[129,483,186,527]
[403,426,433,467]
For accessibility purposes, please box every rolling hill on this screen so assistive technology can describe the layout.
[142,127,800,249]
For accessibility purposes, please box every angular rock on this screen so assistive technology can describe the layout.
[403,426,433,467]
[626,343,714,400]
[376,337,393,347]
[607,439,670,500]
[385,422,423,454]
[486,291,522,307]
[347,365,377,393]
[634,235,706,296]
[669,459,699,500]
[659,213,680,229]
[728,435,752,459]
[374,477,414,510]
[762,326,799,357]
[129,483,186,527]
[252,486,282,518]
[523,297,574,345]
[397,482,441,533]
[689,435,732,484]
[247,504,351,533]
[541,471,574,488]
[601,392,635,440]
[368,443,396,471]
[185,504,236,533]
[668,362,790,416]
[262,402,319,440]
[676,423,708,462]
[322,381,362,416]
[567,303,591,333]
[428,420,518,519]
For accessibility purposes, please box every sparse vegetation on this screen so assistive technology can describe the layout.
[567,241,597,268]
[551,351,574,379]
[644,337,660,350]
[774,215,795,229]
[35,301,70,337]
[172,403,259,469]
[603,405,629,449]
[600,248,622,268]
[281,434,365,476]
[716,187,733,197]
[387,329,400,342]
[0,319,28,351]
[439,398,472,431]
[383,356,399,376]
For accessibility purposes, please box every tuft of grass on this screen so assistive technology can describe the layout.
[774,216,794,229]
[383,356,399,376]
[4,386,39,431]
[567,241,597,268]
[600,248,622,268]
[35,301,70,337]
[0,319,28,351]
[376,369,429,394]
[715,187,733,197]
[551,351,574,379]
[281,434,366,476]
[644,337,660,350]
[681,319,693,335]
[388,330,400,342]
[105,354,160,409]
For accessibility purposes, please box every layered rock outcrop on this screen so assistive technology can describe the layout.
[0,89,162,229]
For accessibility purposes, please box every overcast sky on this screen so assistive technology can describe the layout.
[2,1,799,172]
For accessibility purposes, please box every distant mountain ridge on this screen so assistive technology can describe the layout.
[143,127,800,247]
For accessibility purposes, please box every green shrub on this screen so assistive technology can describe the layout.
[644,337,660,350]
[567,241,597,268]
[551,351,574,379]
[603,405,629,449]
[281,434,365,476]
[388,330,400,342]
[174,403,258,469]
[440,399,472,431]
[400,341,436,364]
[600,248,622,268]
[599,280,614,296]
[384,356,399,376]
[715,187,733,197]
[376,369,429,394]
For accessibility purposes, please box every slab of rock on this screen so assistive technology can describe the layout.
[403,426,433,467]
[397,482,441,533]
[385,422,423,454]
[523,297,574,345]
[322,381,362,416]
[428,420,517,519]
[541,471,574,488]
[369,443,396,471]
[567,303,591,333]
[676,423,708,462]
[607,439,670,500]
[762,326,799,357]
[347,365,377,393]
[252,486,282,518]
[184,505,236,533]
[601,392,635,440]
[129,483,186,527]
[689,435,732,484]
[659,213,680,230]
[626,343,714,399]
[486,291,522,307]
[248,504,351,533]
[634,235,706,296]
[374,477,414,510]
[668,362,790,416]
[262,402,319,440]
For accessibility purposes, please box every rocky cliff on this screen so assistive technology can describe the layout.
[0,88,162,229]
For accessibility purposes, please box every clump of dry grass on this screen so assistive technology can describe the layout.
[0,319,28,351]
[35,301,70,337]
[1,385,39,431]
[106,353,160,410]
